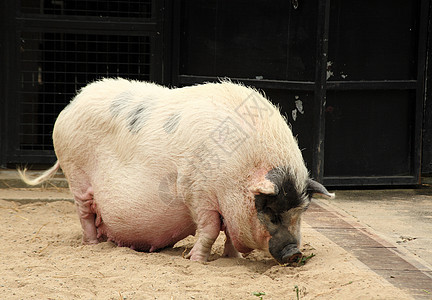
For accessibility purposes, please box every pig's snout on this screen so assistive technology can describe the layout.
[280,244,302,264]
[269,237,302,264]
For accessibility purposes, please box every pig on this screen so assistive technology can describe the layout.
[19,78,334,264]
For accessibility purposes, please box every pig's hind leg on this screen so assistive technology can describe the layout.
[72,185,98,245]
[219,216,242,258]
[222,229,242,258]
[185,210,221,262]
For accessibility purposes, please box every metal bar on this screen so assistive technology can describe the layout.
[0,0,6,166]
[323,176,419,187]
[178,75,315,90]
[18,12,156,23]
[170,0,181,87]
[327,80,418,90]
[161,0,173,85]
[3,0,20,166]
[6,150,57,165]
[19,2,153,19]
[311,0,330,182]
[415,0,430,181]
[422,0,432,174]
[19,17,158,33]
[149,32,158,81]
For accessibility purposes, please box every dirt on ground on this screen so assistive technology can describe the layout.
[0,189,412,299]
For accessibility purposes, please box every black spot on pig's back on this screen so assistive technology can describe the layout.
[127,103,150,134]
[110,91,152,134]
[111,91,133,117]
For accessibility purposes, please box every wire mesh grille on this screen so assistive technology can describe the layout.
[19,31,151,151]
[21,0,152,18]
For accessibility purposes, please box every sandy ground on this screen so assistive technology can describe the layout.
[0,189,412,299]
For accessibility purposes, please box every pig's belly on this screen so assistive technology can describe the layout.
[93,198,196,251]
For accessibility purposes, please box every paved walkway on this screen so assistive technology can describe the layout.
[1,169,432,298]
[304,198,432,299]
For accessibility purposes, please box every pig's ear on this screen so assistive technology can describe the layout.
[250,180,279,195]
[307,179,335,199]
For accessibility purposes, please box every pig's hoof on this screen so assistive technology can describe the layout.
[222,247,242,258]
[82,239,99,245]
[185,249,209,262]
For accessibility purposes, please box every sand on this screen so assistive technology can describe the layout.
[0,188,412,299]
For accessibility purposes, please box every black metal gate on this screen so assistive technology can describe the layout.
[0,0,167,165]
[172,0,430,186]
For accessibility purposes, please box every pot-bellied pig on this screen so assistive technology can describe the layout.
[19,78,334,264]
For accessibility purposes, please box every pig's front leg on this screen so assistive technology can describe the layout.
[186,210,221,262]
